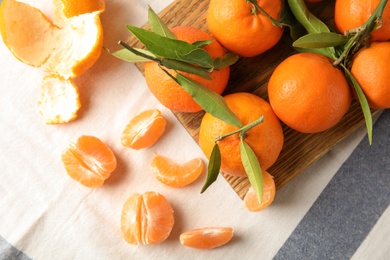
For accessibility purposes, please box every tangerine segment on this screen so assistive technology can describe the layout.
[121,191,174,245]
[38,76,81,124]
[244,171,276,212]
[179,227,233,250]
[61,135,117,187]
[150,155,204,188]
[121,109,167,150]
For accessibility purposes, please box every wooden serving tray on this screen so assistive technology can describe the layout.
[128,0,378,199]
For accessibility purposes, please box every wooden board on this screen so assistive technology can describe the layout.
[128,0,379,199]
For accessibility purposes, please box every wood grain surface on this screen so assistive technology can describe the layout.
[128,0,379,199]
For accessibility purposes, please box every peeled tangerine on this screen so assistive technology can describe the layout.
[61,135,117,188]
[0,0,105,123]
[121,192,174,245]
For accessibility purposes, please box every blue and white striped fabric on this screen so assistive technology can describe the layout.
[0,0,389,259]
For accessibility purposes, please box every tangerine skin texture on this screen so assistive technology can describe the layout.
[199,92,284,177]
[351,42,390,109]
[207,0,284,57]
[268,52,352,134]
[144,26,230,113]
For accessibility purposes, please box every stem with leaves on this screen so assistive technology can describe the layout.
[287,0,389,144]
[201,116,265,203]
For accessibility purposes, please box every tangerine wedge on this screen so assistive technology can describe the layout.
[243,170,276,212]
[121,109,166,150]
[180,227,233,250]
[121,191,174,245]
[150,155,204,188]
[61,135,117,187]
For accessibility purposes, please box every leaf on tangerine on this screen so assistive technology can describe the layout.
[201,143,221,193]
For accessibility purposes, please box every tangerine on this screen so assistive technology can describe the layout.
[120,191,174,245]
[350,41,390,109]
[150,154,204,188]
[206,0,284,57]
[179,227,233,250]
[334,0,390,41]
[199,92,284,177]
[61,135,117,187]
[121,109,166,150]
[268,52,352,133]
[243,170,276,212]
[144,26,230,113]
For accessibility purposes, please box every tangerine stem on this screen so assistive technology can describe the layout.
[214,115,264,142]
[333,0,388,66]
[246,0,285,28]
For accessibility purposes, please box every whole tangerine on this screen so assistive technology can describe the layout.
[334,0,390,41]
[268,52,352,134]
[199,92,284,177]
[351,41,390,109]
[144,26,230,113]
[206,0,284,57]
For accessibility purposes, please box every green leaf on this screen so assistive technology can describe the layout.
[213,53,239,70]
[160,59,211,79]
[287,0,337,59]
[287,0,330,34]
[279,0,307,40]
[176,48,214,68]
[175,74,242,128]
[192,39,214,48]
[147,6,176,39]
[342,66,373,144]
[126,25,213,68]
[240,140,264,204]
[293,32,349,49]
[106,47,154,63]
[201,144,221,193]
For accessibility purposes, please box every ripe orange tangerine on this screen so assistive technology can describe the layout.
[121,191,174,245]
[61,135,117,188]
[150,154,204,188]
[350,41,390,109]
[243,170,276,212]
[206,0,284,57]
[199,92,284,177]
[334,0,390,41]
[121,109,167,150]
[144,26,230,113]
[180,227,233,250]
[268,52,352,133]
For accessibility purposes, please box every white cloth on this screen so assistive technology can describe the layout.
[1,1,389,259]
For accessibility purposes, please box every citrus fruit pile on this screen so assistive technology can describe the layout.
[2,0,390,251]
